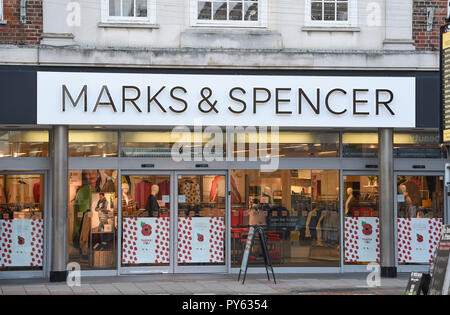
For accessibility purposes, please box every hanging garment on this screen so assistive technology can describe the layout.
[79,211,91,256]
[135,181,152,209]
[146,194,160,217]
[72,185,92,246]
[33,182,40,203]
[157,180,170,200]
[184,181,200,205]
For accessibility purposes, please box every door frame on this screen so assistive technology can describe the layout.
[394,171,446,273]
[118,170,230,275]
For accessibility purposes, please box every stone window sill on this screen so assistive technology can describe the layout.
[301,26,360,32]
[0,20,7,25]
[98,22,160,29]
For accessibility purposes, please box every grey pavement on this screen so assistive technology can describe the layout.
[0,273,410,295]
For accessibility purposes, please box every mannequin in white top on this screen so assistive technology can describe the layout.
[122,182,130,205]
[345,187,354,215]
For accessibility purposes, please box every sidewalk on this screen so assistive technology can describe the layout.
[0,273,410,295]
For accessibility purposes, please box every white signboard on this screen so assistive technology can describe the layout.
[37,72,416,128]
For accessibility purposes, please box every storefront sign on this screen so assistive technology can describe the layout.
[0,219,44,267]
[178,217,224,263]
[397,218,443,264]
[122,217,170,265]
[37,72,416,128]
[429,225,450,295]
[344,217,380,263]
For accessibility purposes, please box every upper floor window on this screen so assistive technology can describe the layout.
[101,0,156,24]
[0,0,4,21]
[192,0,268,27]
[305,0,357,27]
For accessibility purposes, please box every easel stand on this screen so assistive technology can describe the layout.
[238,225,276,285]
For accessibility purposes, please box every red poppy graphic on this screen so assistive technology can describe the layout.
[362,222,372,236]
[141,222,152,237]
[18,236,25,245]
[417,234,423,243]
[197,234,204,242]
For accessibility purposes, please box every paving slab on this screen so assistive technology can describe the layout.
[1,286,27,295]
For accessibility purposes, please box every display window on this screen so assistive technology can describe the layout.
[121,175,171,266]
[177,174,226,266]
[0,174,45,270]
[0,130,49,158]
[230,169,340,268]
[396,175,444,264]
[342,132,378,158]
[394,132,445,159]
[68,169,118,270]
[343,175,380,264]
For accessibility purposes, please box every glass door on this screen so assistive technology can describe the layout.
[119,173,172,274]
[395,173,445,266]
[175,172,227,273]
[342,172,380,267]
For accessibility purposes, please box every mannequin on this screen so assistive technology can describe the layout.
[122,182,135,217]
[262,186,272,204]
[345,188,354,216]
[146,184,160,217]
[399,182,419,218]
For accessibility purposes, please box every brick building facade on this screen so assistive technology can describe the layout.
[0,0,42,45]
[413,0,448,51]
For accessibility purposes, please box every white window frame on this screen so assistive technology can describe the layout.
[0,0,4,22]
[305,0,357,28]
[190,0,268,28]
[101,0,156,24]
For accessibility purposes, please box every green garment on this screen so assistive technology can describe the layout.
[72,185,92,245]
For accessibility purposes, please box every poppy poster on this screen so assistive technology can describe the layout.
[344,217,380,263]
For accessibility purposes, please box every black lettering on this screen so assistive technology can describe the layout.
[353,89,369,115]
[376,89,395,115]
[228,87,247,114]
[253,88,271,114]
[93,85,117,112]
[275,88,292,114]
[148,86,167,113]
[299,88,320,114]
[169,86,188,113]
[62,85,87,112]
[122,86,142,113]
[325,88,347,115]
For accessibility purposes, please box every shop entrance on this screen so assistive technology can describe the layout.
[119,171,228,274]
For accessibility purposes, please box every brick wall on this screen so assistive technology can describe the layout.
[413,0,448,51]
[0,0,42,45]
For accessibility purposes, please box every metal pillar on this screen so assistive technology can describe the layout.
[50,126,68,282]
[378,128,397,277]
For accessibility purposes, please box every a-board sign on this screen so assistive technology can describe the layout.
[441,24,450,143]
[405,272,430,295]
[428,225,450,295]
[238,226,276,285]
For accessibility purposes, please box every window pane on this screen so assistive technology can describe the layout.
[231,169,340,268]
[394,132,445,159]
[229,1,243,21]
[136,0,148,17]
[342,132,378,158]
[324,2,336,21]
[0,130,49,158]
[0,174,45,271]
[337,2,348,21]
[69,130,118,158]
[311,1,323,21]
[198,1,212,20]
[122,0,134,17]
[213,2,227,20]
[244,1,258,21]
[109,0,121,16]
[68,170,118,270]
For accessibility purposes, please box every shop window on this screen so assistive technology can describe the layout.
[394,132,445,159]
[102,0,156,24]
[343,175,379,264]
[68,170,118,270]
[231,131,339,158]
[192,0,267,27]
[0,130,49,158]
[69,130,118,158]
[231,169,340,268]
[397,175,444,265]
[0,0,3,21]
[342,132,378,158]
[0,174,45,270]
[120,130,225,159]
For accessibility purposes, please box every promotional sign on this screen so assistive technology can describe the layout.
[428,225,450,295]
[397,218,442,264]
[0,219,44,267]
[344,217,380,263]
[178,217,225,263]
[441,24,450,143]
[404,272,430,295]
[37,72,416,128]
[122,217,170,265]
